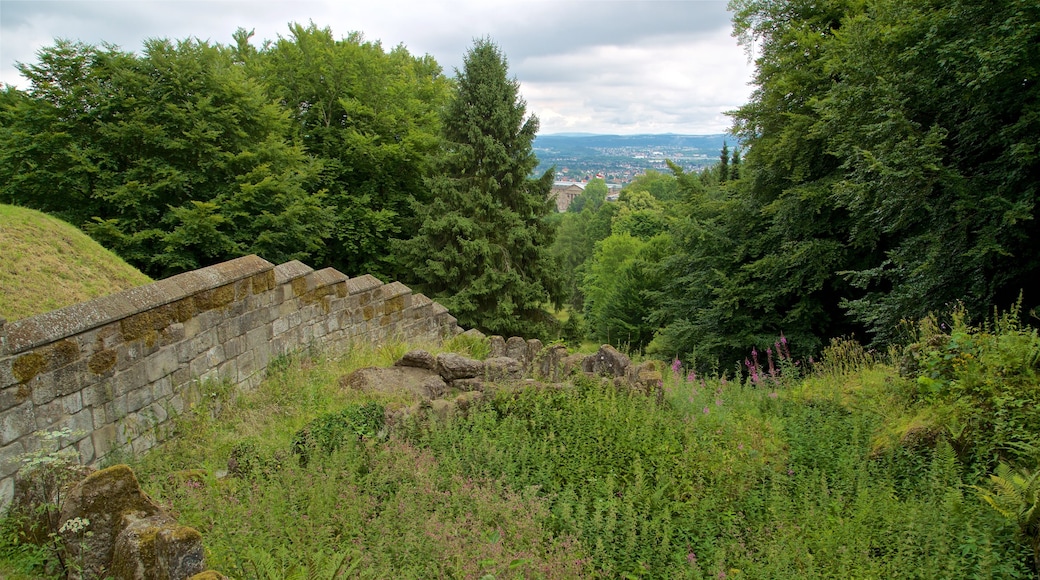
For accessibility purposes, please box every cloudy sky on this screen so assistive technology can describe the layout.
[0,0,755,135]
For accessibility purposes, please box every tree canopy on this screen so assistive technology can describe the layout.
[396,39,562,337]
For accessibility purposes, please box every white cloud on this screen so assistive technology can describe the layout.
[0,0,753,134]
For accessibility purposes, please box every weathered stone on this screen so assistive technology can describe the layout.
[561,353,586,377]
[488,336,507,358]
[110,512,205,580]
[394,350,438,371]
[1,400,35,446]
[505,337,528,364]
[339,367,447,401]
[583,344,631,378]
[452,378,485,391]
[427,399,454,421]
[627,361,664,403]
[535,345,570,380]
[436,353,484,381]
[460,328,486,341]
[525,339,544,367]
[58,464,164,580]
[483,357,523,382]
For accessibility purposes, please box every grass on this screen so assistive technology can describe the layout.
[3,322,1038,578]
[0,204,151,322]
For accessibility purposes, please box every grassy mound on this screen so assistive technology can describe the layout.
[0,204,151,322]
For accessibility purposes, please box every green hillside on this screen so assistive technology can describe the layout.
[0,204,152,322]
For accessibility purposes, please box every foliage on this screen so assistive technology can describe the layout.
[973,458,1040,575]
[396,38,563,337]
[248,24,450,278]
[901,303,1040,471]
[292,403,386,466]
[0,39,331,278]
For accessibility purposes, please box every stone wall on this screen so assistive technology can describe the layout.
[0,255,461,505]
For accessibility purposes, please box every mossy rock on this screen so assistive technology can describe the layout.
[58,464,163,579]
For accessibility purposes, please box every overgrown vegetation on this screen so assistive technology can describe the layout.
[5,317,1038,578]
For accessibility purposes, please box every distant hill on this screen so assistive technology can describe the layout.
[533,133,734,183]
[0,204,152,322]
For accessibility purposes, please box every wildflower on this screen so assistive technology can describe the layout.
[715,397,723,406]
[686,369,696,383]
[768,391,778,399]
[703,406,710,415]
[672,358,682,376]
[687,551,697,566]
[738,443,744,451]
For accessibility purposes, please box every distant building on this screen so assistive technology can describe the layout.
[550,182,584,212]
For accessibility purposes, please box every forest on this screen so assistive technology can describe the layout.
[1,0,1038,369]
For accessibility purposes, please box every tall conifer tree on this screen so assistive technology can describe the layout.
[397,39,561,336]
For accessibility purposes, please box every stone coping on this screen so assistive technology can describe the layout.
[0,255,275,356]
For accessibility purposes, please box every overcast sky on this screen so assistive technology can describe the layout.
[0,0,754,135]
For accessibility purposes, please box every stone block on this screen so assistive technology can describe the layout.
[105,395,129,423]
[0,358,15,390]
[1,385,29,413]
[132,430,157,455]
[175,341,194,364]
[246,326,270,352]
[182,316,201,340]
[154,376,173,400]
[127,385,155,413]
[190,328,218,358]
[54,359,87,396]
[77,435,95,464]
[204,345,226,368]
[160,322,185,347]
[54,410,94,441]
[145,348,180,383]
[0,440,25,479]
[237,351,256,384]
[114,364,147,397]
[62,392,84,415]
[171,367,191,390]
[224,336,245,359]
[29,372,57,406]
[272,317,289,336]
[82,380,115,408]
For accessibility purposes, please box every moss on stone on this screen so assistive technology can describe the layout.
[89,349,118,375]
[12,352,46,383]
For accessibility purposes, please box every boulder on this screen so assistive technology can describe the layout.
[58,464,164,580]
[110,512,205,580]
[525,339,544,368]
[339,366,447,401]
[453,378,485,392]
[436,353,484,381]
[505,337,529,365]
[535,345,570,381]
[488,336,507,357]
[484,357,524,381]
[627,361,664,403]
[561,353,586,377]
[583,344,631,378]
[393,349,438,371]
[460,328,487,341]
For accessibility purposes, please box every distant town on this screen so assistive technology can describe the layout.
[533,133,731,187]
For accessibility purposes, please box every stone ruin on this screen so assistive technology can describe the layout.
[341,333,665,421]
[5,333,660,579]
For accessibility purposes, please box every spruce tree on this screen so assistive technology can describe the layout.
[397,39,561,337]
